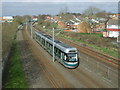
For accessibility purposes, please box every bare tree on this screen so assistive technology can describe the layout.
[58,7,73,22]
[83,6,101,18]
[59,7,69,15]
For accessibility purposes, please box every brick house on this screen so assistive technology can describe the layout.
[0,17,2,22]
[46,16,51,20]
[94,23,106,31]
[58,21,66,29]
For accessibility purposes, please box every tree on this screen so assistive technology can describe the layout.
[38,14,47,25]
[13,15,31,24]
[13,16,23,24]
[22,15,31,22]
[59,7,69,15]
[58,7,73,22]
[95,11,109,18]
[83,6,101,18]
[78,22,91,33]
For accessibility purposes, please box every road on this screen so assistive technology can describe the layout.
[16,26,118,88]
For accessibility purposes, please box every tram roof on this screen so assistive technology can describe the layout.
[36,32,74,49]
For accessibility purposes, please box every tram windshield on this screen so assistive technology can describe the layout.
[66,53,77,62]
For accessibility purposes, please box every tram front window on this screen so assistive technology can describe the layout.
[66,53,77,62]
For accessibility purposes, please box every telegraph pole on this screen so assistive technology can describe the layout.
[26,17,27,30]
[53,28,55,62]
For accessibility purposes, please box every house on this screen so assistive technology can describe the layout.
[0,17,2,22]
[65,20,80,32]
[2,16,14,22]
[46,16,51,20]
[109,14,120,19]
[104,19,120,38]
[94,23,106,32]
[58,21,66,29]
[31,16,38,22]
[54,16,59,20]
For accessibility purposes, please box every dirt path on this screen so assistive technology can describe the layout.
[17,30,51,88]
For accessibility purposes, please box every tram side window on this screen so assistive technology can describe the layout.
[54,47,57,54]
[46,42,48,48]
[60,51,64,60]
[47,42,49,48]
[39,37,41,42]
[44,40,45,46]
[42,39,45,45]
[58,49,61,58]
[48,43,50,49]
[63,53,67,60]
[55,47,59,56]
[49,44,52,50]
[36,34,38,39]
[37,35,39,39]
[57,49,59,57]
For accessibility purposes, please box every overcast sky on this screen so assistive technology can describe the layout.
[1,0,119,16]
[2,0,120,2]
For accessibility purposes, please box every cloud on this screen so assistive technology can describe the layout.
[2,0,120,2]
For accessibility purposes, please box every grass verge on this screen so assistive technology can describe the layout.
[3,40,28,88]
[60,34,118,58]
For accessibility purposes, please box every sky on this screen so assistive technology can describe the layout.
[1,0,120,16]
[2,0,120,2]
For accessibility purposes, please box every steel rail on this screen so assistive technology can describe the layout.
[24,25,71,88]
[62,38,120,66]
[33,25,120,66]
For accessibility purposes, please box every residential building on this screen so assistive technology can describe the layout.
[109,14,120,19]
[94,23,106,31]
[46,16,51,20]
[31,16,38,22]
[2,16,14,22]
[58,21,66,29]
[105,19,120,38]
[0,17,2,22]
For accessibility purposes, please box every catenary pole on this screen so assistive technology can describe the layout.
[26,17,27,30]
[31,17,32,38]
[53,28,55,62]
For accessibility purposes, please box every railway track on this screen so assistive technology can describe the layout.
[58,37,120,67]
[24,24,119,88]
[80,45,119,65]
[23,27,73,88]
[34,25,120,67]
[33,25,119,67]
